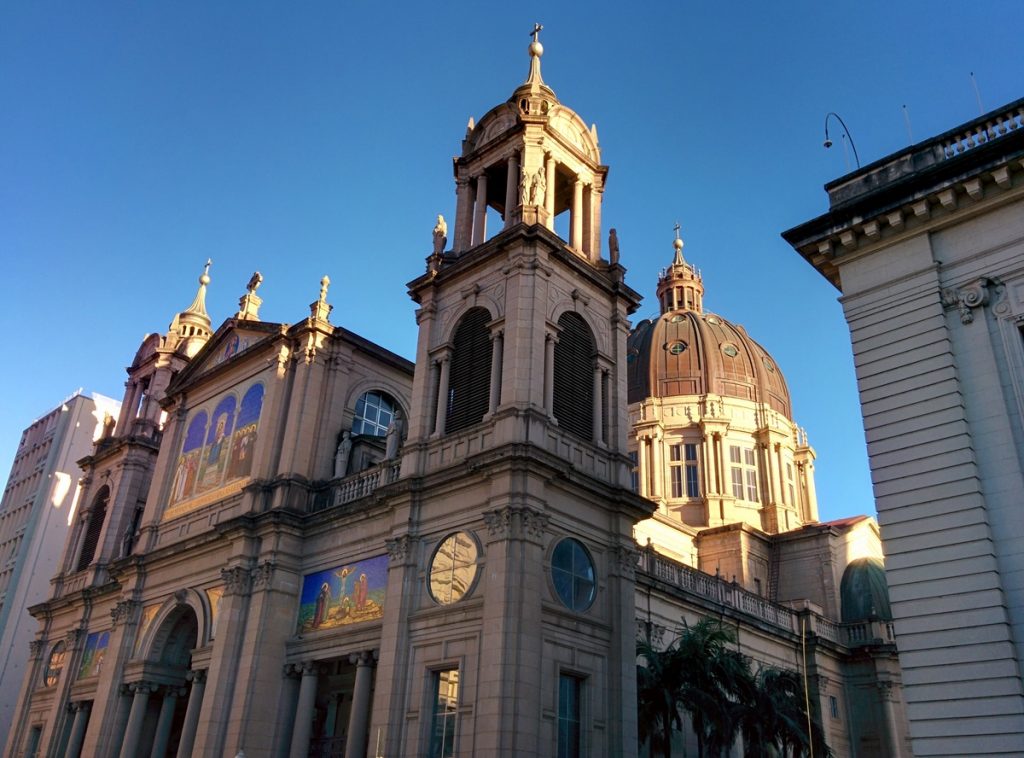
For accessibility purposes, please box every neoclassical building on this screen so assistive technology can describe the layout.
[7,36,908,758]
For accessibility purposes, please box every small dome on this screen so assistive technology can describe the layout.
[840,558,893,622]
[627,309,792,417]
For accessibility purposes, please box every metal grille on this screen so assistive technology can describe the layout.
[446,307,492,434]
[553,312,595,441]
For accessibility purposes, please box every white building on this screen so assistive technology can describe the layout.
[0,391,119,742]
[784,98,1024,756]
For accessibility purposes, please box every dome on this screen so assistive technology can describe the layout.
[627,310,792,416]
[840,558,893,622]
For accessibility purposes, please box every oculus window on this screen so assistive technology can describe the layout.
[428,532,480,605]
[551,538,596,612]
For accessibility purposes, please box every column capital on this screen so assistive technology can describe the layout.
[186,669,207,684]
[129,680,158,695]
[348,649,378,667]
[221,565,253,597]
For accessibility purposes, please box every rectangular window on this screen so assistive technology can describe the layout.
[786,462,796,506]
[730,445,759,502]
[671,466,684,498]
[829,694,840,720]
[628,451,638,493]
[430,669,459,758]
[558,673,583,758]
[684,443,699,498]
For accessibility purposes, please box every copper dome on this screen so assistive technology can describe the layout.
[627,309,792,418]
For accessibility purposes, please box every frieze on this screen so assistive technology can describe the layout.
[941,277,991,324]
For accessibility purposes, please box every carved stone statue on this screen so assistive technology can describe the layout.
[520,166,531,204]
[608,228,620,265]
[432,215,448,255]
[532,167,546,206]
[333,431,353,478]
[246,271,263,293]
[102,412,116,439]
[319,275,330,303]
[385,410,405,460]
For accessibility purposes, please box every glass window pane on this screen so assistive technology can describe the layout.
[552,539,595,611]
[429,532,479,605]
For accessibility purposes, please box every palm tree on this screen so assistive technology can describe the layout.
[737,666,831,758]
[637,618,750,757]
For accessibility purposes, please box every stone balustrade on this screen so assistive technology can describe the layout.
[639,549,896,648]
[942,105,1024,158]
[320,460,401,511]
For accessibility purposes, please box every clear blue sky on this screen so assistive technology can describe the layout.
[2,2,1020,522]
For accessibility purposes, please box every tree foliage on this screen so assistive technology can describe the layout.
[637,618,831,758]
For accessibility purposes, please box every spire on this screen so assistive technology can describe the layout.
[166,259,214,358]
[184,259,212,317]
[672,222,685,265]
[525,23,546,88]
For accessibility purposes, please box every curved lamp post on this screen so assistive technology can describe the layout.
[823,112,861,169]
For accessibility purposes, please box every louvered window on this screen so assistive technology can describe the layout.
[446,307,492,434]
[76,486,109,571]
[553,313,596,440]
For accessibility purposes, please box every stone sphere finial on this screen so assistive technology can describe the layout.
[200,258,212,286]
[529,22,544,58]
[673,237,684,252]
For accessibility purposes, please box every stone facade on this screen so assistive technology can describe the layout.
[6,36,911,758]
[785,99,1024,755]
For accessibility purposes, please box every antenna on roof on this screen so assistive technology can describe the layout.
[902,104,913,144]
[969,72,984,116]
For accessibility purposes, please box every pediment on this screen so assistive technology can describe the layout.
[169,320,281,395]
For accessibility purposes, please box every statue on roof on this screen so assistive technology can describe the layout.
[432,215,448,255]
[246,271,263,293]
[608,228,620,265]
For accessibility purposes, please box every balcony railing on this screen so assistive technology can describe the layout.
[314,460,401,512]
[639,549,896,648]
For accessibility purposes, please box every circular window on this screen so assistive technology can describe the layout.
[551,538,596,612]
[763,357,776,373]
[44,641,66,687]
[428,532,480,605]
[667,341,687,355]
[722,344,739,358]
[706,315,721,325]
[670,314,685,323]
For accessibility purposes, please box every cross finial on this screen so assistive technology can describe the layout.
[530,23,543,43]
[673,222,681,240]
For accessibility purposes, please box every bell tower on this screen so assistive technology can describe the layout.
[373,29,652,758]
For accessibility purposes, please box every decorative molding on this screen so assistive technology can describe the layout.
[385,535,415,563]
[615,545,640,579]
[110,599,140,628]
[877,680,897,702]
[483,506,549,541]
[64,628,86,648]
[28,639,45,659]
[221,565,252,597]
[187,669,207,685]
[252,561,275,591]
[941,277,991,324]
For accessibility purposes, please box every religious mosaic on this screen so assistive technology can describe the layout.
[170,381,264,506]
[77,630,109,680]
[297,554,388,632]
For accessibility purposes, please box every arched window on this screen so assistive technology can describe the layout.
[553,312,596,440]
[353,390,398,437]
[76,486,109,571]
[446,307,492,434]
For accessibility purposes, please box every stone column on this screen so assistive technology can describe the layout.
[150,687,180,758]
[175,670,206,758]
[433,354,451,436]
[119,682,156,758]
[570,178,583,250]
[453,178,472,253]
[504,152,520,228]
[879,681,905,757]
[544,333,557,417]
[488,330,503,414]
[544,154,556,229]
[592,365,603,443]
[273,667,302,758]
[582,184,593,259]
[65,701,91,758]
[472,173,488,246]
[651,430,663,499]
[637,436,648,498]
[345,652,375,758]
[288,662,319,758]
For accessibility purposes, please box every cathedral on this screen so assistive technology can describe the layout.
[6,35,908,758]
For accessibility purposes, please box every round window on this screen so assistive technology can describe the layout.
[428,532,480,605]
[670,314,685,323]
[667,341,687,355]
[763,357,775,373]
[551,538,596,611]
[706,315,721,325]
[44,641,66,687]
[722,344,739,358]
